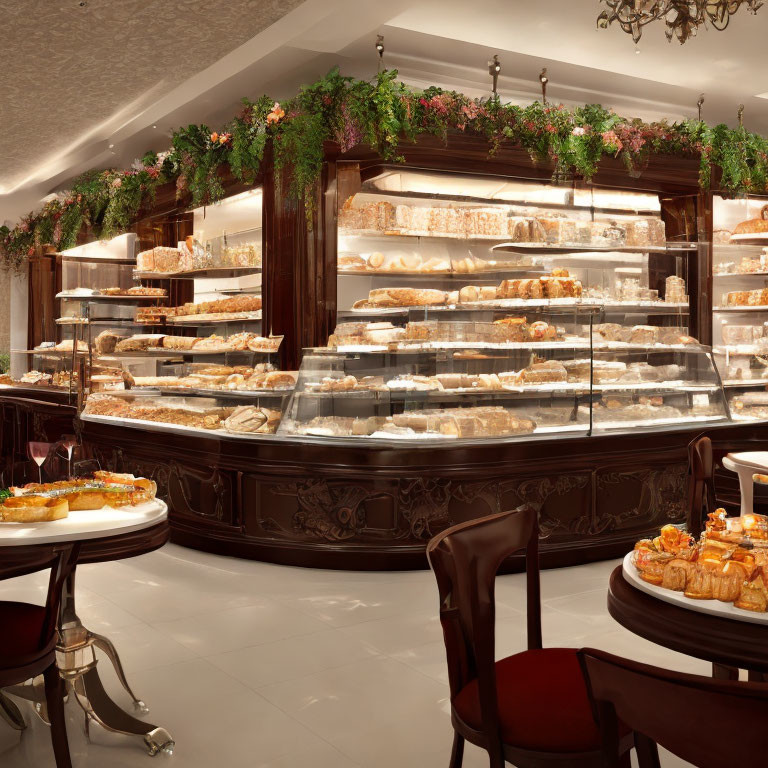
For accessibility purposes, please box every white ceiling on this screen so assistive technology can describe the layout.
[3,0,768,223]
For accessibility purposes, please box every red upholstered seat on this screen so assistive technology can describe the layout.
[0,602,48,664]
[452,647,602,753]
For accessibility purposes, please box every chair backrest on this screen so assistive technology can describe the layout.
[687,434,716,538]
[0,542,79,664]
[427,506,541,754]
[578,647,768,768]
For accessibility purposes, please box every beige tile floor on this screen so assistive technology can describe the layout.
[0,545,703,767]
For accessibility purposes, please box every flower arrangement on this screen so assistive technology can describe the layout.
[4,66,768,268]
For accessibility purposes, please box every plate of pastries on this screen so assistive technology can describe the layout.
[0,472,158,523]
[626,510,768,623]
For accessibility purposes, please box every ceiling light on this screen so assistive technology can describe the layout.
[597,0,764,44]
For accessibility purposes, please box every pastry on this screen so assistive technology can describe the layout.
[520,361,567,383]
[629,325,660,344]
[1,496,69,522]
[115,335,163,352]
[367,288,447,307]
[339,253,367,271]
[94,331,121,355]
[224,406,281,434]
[733,206,768,236]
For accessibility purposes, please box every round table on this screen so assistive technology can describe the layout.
[0,500,174,755]
[607,565,768,676]
[722,451,768,517]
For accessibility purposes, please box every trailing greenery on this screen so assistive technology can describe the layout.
[4,66,768,267]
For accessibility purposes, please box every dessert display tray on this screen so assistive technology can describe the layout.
[346,300,688,314]
[713,306,768,312]
[622,552,768,625]
[713,271,768,278]
[119,387,292,398]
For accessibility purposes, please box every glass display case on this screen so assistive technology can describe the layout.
[78,187,302,436]
[277,167,725,441]
[711,195,768,421]
[278,315,727,442]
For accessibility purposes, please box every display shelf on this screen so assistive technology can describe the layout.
[60,255,136,265]
[109,387,292,399]
[592,414,727,431]
[165,311,262,325]
[713,271,768,278]
[343,301,688,315]
[713,344,768,355]
[15,349,88,357]
[325,340,706,354]
[714,306,768,312]
[57,292,165,303]
[133,266,261,280]
[722,379,768,388]
[338,267,547,278]
[339,230,686,254]
[79,412,276,440]
[296,381,719,398]
[97,347,277,360]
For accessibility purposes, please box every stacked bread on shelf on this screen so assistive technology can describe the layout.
[350,271,583,310]
[327,317,563,347]
[136,247,190,273]
[97,331,282,355]
[592,323,697,346]
[84,394,282,435]
[297,406,536,439]
[339,199,666,247]
[132,366,295,392]
[136,296,262,323]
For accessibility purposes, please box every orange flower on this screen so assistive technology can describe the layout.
[210,132,219,143]
[219,132,231,145]
[267,102,285,125]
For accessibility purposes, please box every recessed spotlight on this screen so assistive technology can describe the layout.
[78,1,87,7]
[108,143,114,149]
[635,48,641,54]
[152,125,157,129]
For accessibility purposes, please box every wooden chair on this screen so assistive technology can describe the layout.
[578,647,768,768]
[0,542,79,767]
[686,434,718,539]
[427,506,633,768]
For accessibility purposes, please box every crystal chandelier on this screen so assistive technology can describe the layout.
[597,1,764,44]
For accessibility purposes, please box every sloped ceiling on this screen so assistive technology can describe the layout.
[0,0,304,191]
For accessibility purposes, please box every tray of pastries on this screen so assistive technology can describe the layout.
[293,406,536,440]
[1,472,157,523]
[104,332,282,355]
[625,511,768,622]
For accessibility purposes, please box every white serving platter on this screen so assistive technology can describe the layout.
[622,552,768,625]
[0,499,167,546]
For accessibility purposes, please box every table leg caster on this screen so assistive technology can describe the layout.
[145,728,175,756]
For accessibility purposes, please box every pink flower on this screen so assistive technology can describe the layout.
[146,166,160,179]
[602,130,623,152]
[545,124,556,133]
[111,177,123,188]
[19,222,29,233]
[572,126,587,136]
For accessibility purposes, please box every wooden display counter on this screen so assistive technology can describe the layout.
[77,417,764,571]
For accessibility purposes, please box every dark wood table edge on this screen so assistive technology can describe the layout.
[608,565,768,674]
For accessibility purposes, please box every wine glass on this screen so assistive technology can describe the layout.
[57,434,78,479]
[28,442,52,485]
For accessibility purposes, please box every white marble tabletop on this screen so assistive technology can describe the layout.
[0,499,167,546]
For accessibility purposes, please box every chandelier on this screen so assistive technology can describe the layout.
[597,1,764,44]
